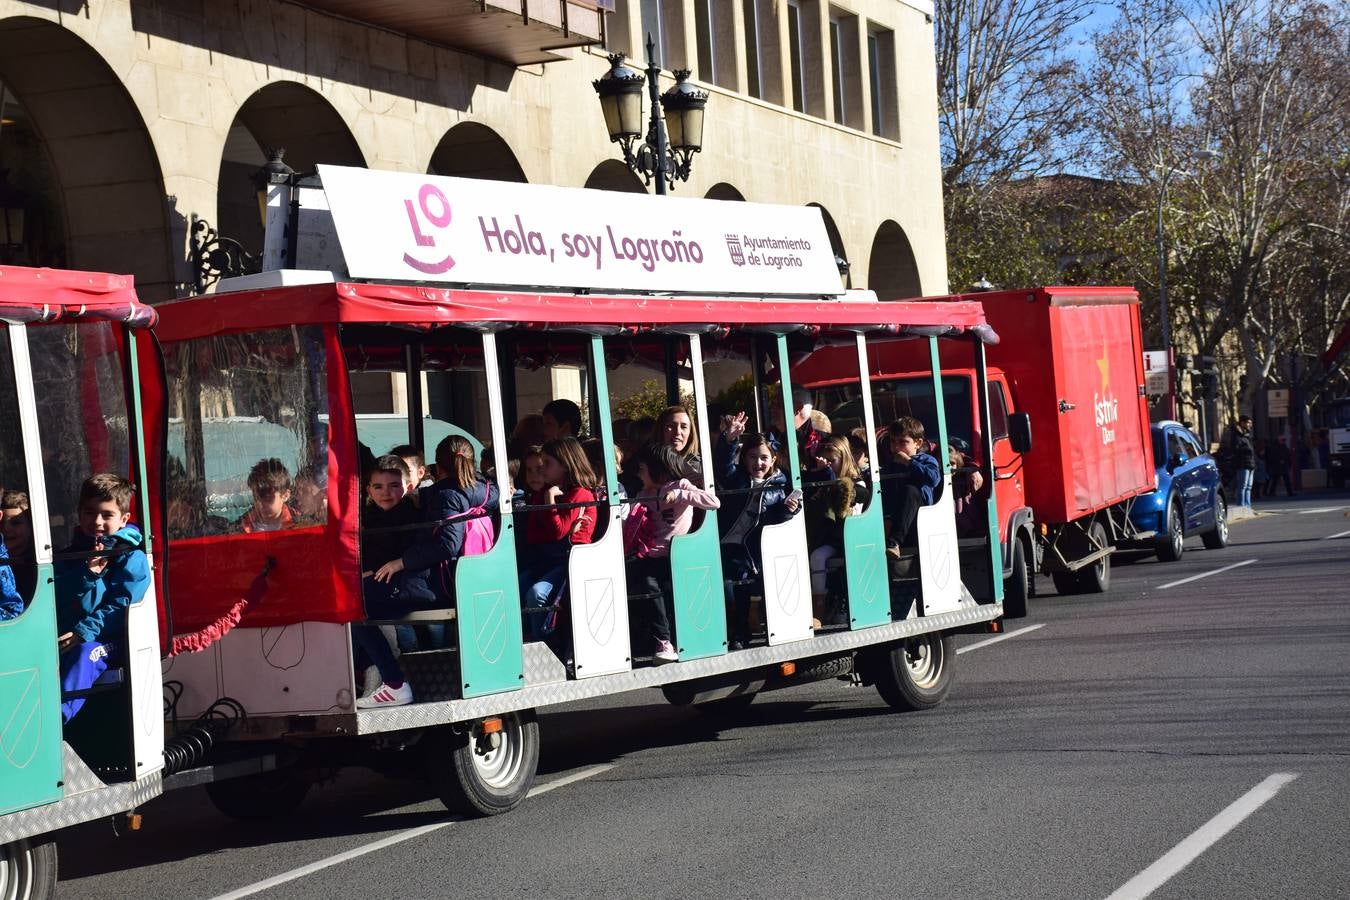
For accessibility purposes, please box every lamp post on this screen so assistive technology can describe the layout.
[593,35,708,195]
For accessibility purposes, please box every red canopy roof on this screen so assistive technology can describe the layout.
[0,266,157,327]
[154,281,994,342]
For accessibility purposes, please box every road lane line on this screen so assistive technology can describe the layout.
[1104,772,1298,900]
[1324,529,1350,540]
[1156,559,1256,590]
[956,623,1044,654]
[1298,506,1345,514]
[211,764,614,900]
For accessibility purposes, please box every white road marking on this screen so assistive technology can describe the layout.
[1323,529,1350,540]
[956,623,1045,654]
[1156,559,1257,590]
[1104,772,1299,900]
[211,764,614,900]
[1298,506,1345,515]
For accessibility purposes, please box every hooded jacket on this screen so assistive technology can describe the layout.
[54,522,151,645]
[714,435,794,570]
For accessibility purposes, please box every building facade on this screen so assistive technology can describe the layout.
[0,0,946,303]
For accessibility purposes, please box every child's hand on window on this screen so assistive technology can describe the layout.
[724,411,749,443]
[58,632,78,653]
[785,492,802,513]
[87,538,109,576]
[546,485,563,504]
[663,489,678,504]
[373,558,405,583]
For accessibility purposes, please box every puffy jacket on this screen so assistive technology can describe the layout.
[54,523,151,644]
[403,476,498,573]
[0,541,21,621]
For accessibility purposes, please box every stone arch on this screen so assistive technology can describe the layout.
[867,220,922,300]
[584,159,646,193]
[808,202,849,288]
[705,182,745,201]
[0,17,174,298]
[217,82,366,257]
[428,122,527,182]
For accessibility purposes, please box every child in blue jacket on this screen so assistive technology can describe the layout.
[55,474,151,723]
[880,416,942,550]
[0,540,23,622]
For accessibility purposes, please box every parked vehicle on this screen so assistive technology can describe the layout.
[1326,397,1350,489]
[796,286,1160,617]
[1130,421,1229,561]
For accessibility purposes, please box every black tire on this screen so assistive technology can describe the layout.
[1202,494,1230,549]
[1156,499,1185,562]
[1076,521,1111,593]
[430,710,540,817]
[869,633,956,711]
[1002,536,1032,618]
[205,767,312,821]
[0,839,57,900]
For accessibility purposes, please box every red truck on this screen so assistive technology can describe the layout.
[795,286,1157,616]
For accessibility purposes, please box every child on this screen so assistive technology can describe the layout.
[804,435,858,625]
[291,466,327,526]
[948,439,986,538]
[1,489,37,602]
[237,458,294,532]
[362,435,497,708]
[582,437,628,519]
[518,437,599,641]
[716,413,800,649]
[624,442,719,663]
[881,417,942,551]
[541,399,583,441]
[54,474,151,723]
[390,444,433,490]
[360,455,426,657]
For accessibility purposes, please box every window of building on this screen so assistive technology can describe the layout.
[829,14,846,125]
[743,0,762,98]
[788,0,806,112]
[866,23,898,140]
[695,0,716,83]
[605,0,635,55]
[694,0,738,89]
[641,0,667,68]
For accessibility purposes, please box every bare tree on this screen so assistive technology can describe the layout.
[936,0,1094,194]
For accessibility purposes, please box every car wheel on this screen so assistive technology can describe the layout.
[1202,494,1229,549]
[1156,499,1185,562]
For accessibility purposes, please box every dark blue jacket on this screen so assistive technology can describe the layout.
[880,451,942,514]
[0,541,22,621]
[54,523,151,644]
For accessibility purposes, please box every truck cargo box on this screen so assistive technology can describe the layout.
[976,286,1154,524]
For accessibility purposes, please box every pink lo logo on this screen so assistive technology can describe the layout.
[402,184,455,274]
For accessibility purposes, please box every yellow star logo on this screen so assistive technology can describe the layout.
[1096,353,1110,392]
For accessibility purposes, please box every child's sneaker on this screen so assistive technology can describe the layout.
[356,681,413,709]
[653,639,678,663]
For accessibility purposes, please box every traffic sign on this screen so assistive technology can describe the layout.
[1143,350,1169,396]
[1267,388,1289,417]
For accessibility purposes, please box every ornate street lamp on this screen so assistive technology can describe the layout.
[593,35,708,195]
[253,147,295,227]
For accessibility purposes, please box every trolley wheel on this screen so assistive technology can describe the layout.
[1,838,58,900]
[1156,499,1185,562]
[1202,495,1230,550]
[866,633,956,712]
[1051,570,1081,595]
[1002,536,1032,619]
[430,710,540,817]
[205,768,312,821]
[1077,522,1111,593]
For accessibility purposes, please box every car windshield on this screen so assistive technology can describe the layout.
[1328,401,1350,429]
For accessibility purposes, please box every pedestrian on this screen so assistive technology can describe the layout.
[1230,415,1257,509]
[1265,436,1295,497]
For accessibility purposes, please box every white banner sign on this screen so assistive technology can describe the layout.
[1143,350,1169,396]
[317,165,843,296]
[1267,388,1289,417]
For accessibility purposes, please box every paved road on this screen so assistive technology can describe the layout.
[58,496,1350,899]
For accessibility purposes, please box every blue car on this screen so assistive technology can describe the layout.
[1130,421,1230,561]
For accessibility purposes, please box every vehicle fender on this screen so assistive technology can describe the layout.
[1003,507,1037,576]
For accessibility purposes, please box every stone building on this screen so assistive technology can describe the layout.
[0,0,945,303]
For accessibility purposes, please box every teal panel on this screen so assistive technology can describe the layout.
[0,571,63,816]
[669,517,727,659]
[455,525,525,698]
[842,495,889,628]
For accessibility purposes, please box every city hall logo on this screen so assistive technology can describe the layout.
[725,234,746,267]
[1094,352,1119,446]
[402,184,456,275]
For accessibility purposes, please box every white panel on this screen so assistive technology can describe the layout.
[567,510,633,677]
[125,584,163,775]
[759,515,814,645]
[162,623,354,717]
[916,477,963,615]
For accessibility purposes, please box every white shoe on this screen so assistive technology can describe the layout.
[356,681,413,708]
[653,639,678,663]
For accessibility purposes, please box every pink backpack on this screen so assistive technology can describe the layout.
[461,505,496,557]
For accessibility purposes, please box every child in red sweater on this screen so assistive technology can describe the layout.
[519,437,600,641]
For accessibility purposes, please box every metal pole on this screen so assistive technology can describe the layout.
[1157,168,1176,421]
[646,34,667,196]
